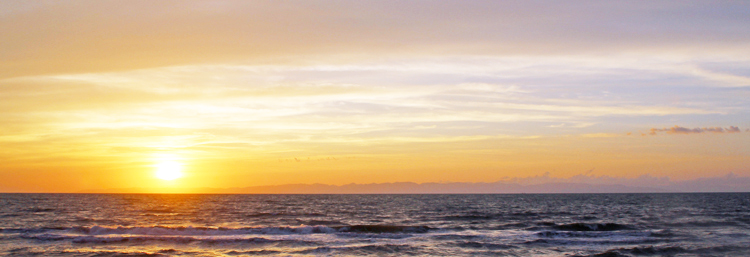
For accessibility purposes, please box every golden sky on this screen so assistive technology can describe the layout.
[1,1,750,193]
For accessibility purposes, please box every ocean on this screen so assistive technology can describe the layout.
[1,193,749,256]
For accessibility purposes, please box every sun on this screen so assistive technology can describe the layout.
[154,160,183,180]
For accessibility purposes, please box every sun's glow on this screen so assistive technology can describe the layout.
[154,161,183,181]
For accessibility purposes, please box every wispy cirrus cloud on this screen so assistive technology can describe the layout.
[2,60,735,145]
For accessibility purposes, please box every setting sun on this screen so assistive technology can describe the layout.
[154,161,183,181]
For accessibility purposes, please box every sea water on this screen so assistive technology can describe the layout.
[1,193,749,256]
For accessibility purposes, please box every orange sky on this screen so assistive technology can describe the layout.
[1,1,750,193]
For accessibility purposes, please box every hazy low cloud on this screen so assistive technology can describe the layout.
[647,125,742,135]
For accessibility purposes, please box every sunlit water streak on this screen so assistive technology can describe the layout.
[1,193,749,256]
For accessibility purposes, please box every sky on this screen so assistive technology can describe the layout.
[1,0,750,193]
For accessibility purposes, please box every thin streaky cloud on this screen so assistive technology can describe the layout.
[648,126,744,135]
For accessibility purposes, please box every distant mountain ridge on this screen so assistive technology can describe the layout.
[195,182,662,194]
[77,173,750,194]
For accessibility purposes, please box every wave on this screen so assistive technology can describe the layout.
[525,222,634,234]
[71,236,279,245]
[441,212,499,221]
[338,225,430,233]
[535,230,652,239]
[431,234,485,240]
[225,249,282,255]
[21,233,316,246]
[245,212,326,217]
[440,211,539,221]
[588,245,750,256]
[24,208,56,213]
[449,241,516,250]
[664,220,741,228]
[144,208,175,214]
[8,224,432,238]
[1,227,68,234]
[295,244,424,255]
[73,225,339,236]
[553,223,632,231]
[245,212,277,217]
[6,249,174,257]
[527,228,658,246]
[491,222,533,230]
[524,237,660,246]
[296,219,348,226]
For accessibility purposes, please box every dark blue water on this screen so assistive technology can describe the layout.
[1,193,749,256]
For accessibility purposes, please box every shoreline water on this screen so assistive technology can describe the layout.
[2,193,749,256]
